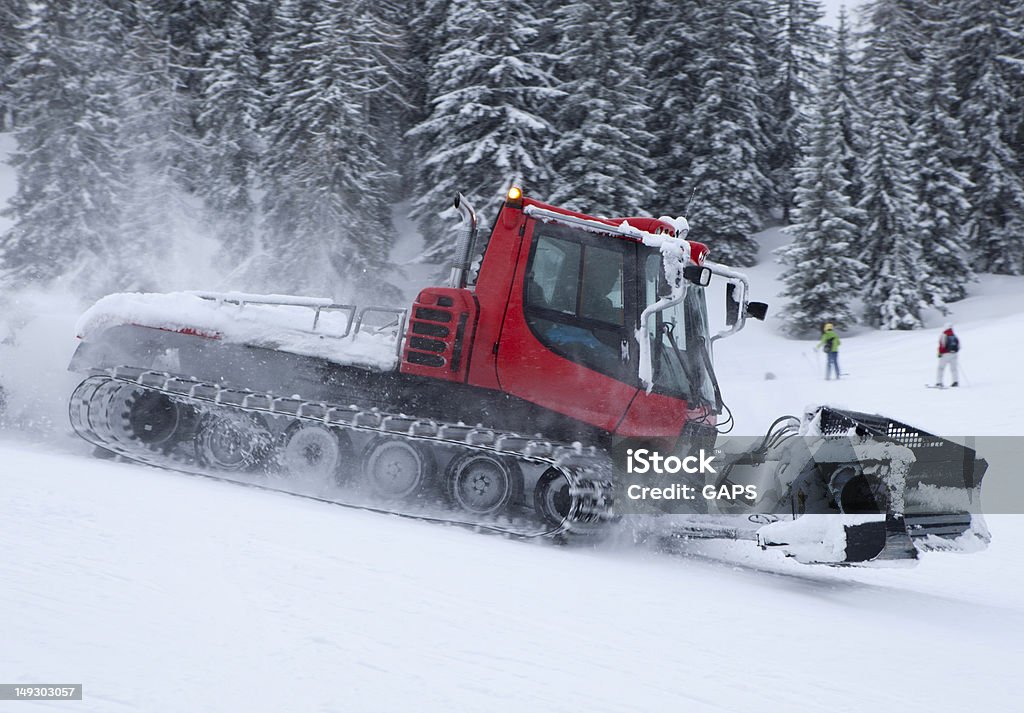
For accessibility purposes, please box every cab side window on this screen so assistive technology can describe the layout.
[527,235,623,326]
[580,246,624,325]
[525,228,631,383]
[528,236,580,314]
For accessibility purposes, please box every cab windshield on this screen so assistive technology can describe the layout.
[642,251,718,408]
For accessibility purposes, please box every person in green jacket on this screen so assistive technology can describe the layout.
[818,323,841,380]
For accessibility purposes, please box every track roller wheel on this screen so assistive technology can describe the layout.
[278,422,350,483]
[123,389,186,448]
[361,437,434,501]
[534,468,574,528]
[444,453,522,516]
[194,410,271,472]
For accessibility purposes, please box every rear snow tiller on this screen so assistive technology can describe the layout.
[67,187,988,565]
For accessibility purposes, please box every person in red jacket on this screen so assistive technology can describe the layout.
[936,323,960,387]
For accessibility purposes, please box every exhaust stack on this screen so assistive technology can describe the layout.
[448,192,478,288]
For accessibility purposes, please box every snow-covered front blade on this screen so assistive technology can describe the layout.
[752,407,990,565]
[756,514,917,565]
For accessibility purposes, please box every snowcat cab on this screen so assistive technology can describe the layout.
[397,187,757,455]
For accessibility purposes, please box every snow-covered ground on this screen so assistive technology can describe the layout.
[1,440,1022,713]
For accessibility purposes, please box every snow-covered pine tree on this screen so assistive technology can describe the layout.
[0,0,128,287]
[357,0,412,187]
[909,43,975,303]
[763,0,827,223]
[341,0,408,272]
[260,0,399,299]
[248,0,280,71]
[1006,1,1024,181]
[408,0,562,262]
[546,0,655,216]
[639,1,701,214]
[195,0,265,258]
[399,0,448,196]
[948,0,1024,274]
[403,0,449,194]
[857,0,931,329]
[776,80,866,336]
[0,0,28,129]
[828,7,865,208]
[255,0,314,287]
[682,0,770,267]
[117,0,203,289]
[162,0,215,112]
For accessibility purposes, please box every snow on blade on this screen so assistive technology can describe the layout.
[756,514,880,564]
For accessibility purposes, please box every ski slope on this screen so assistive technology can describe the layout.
[1,440,1022,713]
[707,226,1024,439]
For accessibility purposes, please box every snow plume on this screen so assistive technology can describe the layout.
[0,286,87,435]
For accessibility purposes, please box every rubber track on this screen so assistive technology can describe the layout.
[69,367,616,541]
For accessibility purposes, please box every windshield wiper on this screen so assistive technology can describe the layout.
[659,322,713,411]
[695,335,723,413]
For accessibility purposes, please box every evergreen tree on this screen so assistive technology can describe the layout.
[343,0,408,237]
[640,0,701,215]
[949,0,1024,274]
[0,0,28,129]
[118,0,202,288]
[145,0,218,195]
[857,0,930,329]
[248,0,280,74]
[408,0,561,261]
[683,0,770,267]
[776,84,866,336]
[162,0,215,111]
[1006,1,1024,174]
[764,0,827,222]
[828,7,865,208]
[360,0,412,186]
[195,0,264,257]
[0,1,128,287]
[260,0,399,299]
[910,45,974,302]
[402,0,450,196]
[546,0,655,215]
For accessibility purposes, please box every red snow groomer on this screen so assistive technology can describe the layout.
[68,187,989,565]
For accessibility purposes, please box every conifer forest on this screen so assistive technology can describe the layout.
[0,0,1021,333]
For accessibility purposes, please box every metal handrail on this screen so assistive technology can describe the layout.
[354,307,408,357]
[190,291,408,356]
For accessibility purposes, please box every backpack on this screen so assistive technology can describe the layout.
[945,334,959,353]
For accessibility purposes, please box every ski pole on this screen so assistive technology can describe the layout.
[957,358,972,387]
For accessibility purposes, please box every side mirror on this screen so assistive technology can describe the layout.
[683,265,712,287]
[725,283,739,326]
[746,302,768,321]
